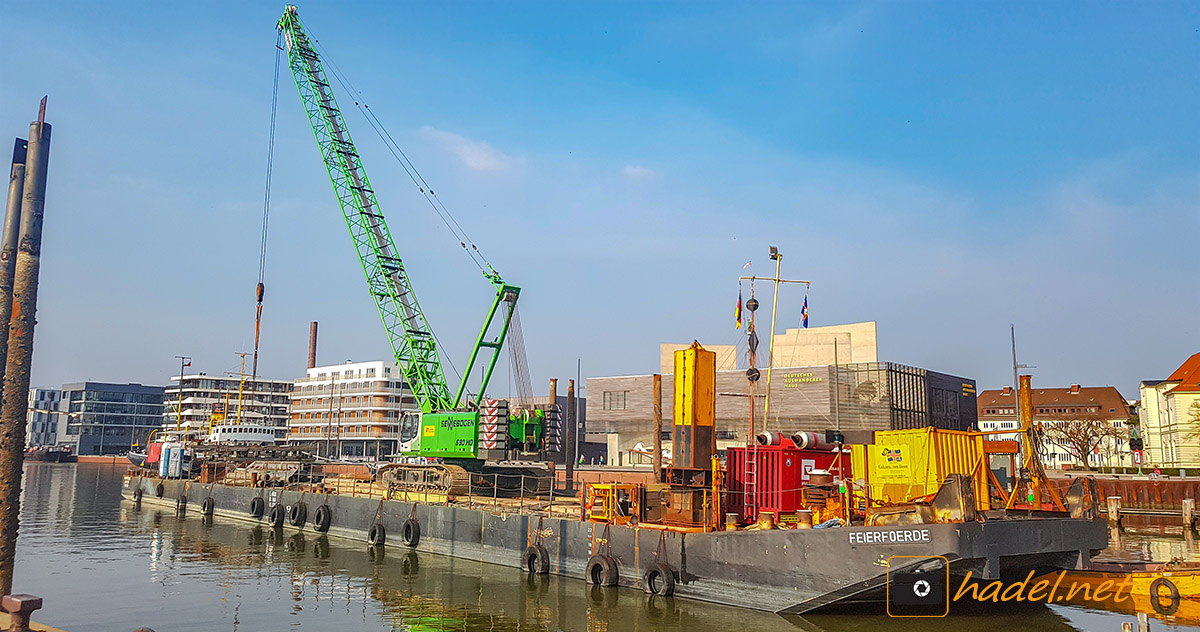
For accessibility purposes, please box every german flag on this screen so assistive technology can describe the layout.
[735,288,743,329]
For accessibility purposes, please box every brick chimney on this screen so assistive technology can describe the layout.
[1069,384,1081,394]
[1002,386,1013,396]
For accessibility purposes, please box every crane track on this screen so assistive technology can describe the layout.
[376,463,471,496]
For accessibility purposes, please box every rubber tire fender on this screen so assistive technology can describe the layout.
[201,497,215,516]
[288,502,308,527]
[176,495,188,512]
[313,504,332,533]
[1151,577,1181,616]
[586,554,619,587]
[267,504,286,529]
[642,562,675,596]
[249,496,265,519]
[523,544,550,575]
[155,483,165,498]
[368,523,386,546]
[401,518,421,548]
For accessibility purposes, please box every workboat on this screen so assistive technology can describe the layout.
[126,429,202,475]
[1045,559,1200,621]
[24,445,75,463]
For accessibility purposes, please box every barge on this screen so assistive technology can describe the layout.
[122,467,1107,615]
[121,346,1112,615]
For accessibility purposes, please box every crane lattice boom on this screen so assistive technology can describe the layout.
[278,6,452,412]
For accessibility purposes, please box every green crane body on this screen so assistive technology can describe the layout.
[277,5,545,463]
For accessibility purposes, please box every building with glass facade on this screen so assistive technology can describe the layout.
[25,387,62,447]
[59,382,165,455]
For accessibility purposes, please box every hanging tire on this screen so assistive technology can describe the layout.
[268,504,285,529]
[288,502,308,527]
[586,554,619,587]
[523,544,550,575]
[201,497,215,516]
[643,562,675,596]
[250,497,265,519]
[313,504,332,533]
[401,518,421,548]
[176,495,188,512]
[1151,577,1181,616]
[155,483,165,498]
[368,523,386,546]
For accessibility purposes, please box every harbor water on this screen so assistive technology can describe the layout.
[13,463,1200,632]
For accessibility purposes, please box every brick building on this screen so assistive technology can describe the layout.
[977,384,1132,468]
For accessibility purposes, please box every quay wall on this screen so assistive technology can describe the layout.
[1050,477,1200,509]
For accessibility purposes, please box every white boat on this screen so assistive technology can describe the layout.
[206,421,278,445]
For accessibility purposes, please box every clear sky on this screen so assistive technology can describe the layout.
[1,2,1196,400]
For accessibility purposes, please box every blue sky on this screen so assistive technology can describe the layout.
[1,1,1196,400]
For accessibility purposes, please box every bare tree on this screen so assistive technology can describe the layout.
[1183,400,1200,443]
[1037,414,1127,471]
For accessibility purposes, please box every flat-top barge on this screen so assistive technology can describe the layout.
[123,344,1110,615]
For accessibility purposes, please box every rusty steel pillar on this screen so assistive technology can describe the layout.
[653,373,663,482]
[0,108,50,596]
[307,321,318,369]
[0,140,27,408]
[565,379,575,492]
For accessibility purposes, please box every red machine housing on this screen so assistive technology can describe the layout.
[726,437,849,522]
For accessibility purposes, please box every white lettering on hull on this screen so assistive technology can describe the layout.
[847,528,932,546]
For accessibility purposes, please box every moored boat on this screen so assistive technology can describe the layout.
[1045,559,1200,620]
[25,445,76,463]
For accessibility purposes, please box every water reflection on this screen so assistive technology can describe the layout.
[11,464,1200,632]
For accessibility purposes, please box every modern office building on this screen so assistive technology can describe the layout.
[163,373,292,439]
[25,387,62,447]
[977,384,1132,468]
[1139,352,1200,468]
[288,361,418,458]
[59,382,165,455]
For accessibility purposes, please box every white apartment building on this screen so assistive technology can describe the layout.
[163,373,293,439]
[288,360,418,458]
[26,387,62,447]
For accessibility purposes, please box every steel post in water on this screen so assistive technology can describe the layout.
[0,109,50,596]
[653,373,663,482]
[565,379,575,492]
[0,139,27,418]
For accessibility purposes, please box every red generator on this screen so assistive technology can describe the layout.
[726,431,849,523]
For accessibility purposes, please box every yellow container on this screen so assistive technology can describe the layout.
[673,341,715,427]
[855,427,990,511]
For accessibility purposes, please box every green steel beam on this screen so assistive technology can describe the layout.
[452,279,520,408]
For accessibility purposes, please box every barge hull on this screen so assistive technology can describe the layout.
[123,474,1107,614]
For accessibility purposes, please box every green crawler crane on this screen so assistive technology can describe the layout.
[277,5,561,493]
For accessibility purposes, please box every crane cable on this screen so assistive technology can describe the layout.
[252,32,284,383]
[300,17,491,274]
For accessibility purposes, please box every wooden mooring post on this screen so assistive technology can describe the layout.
[1104,494,1197,530]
